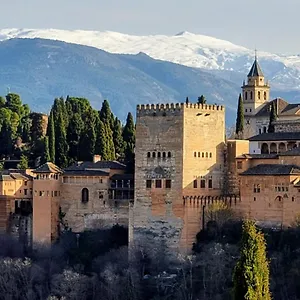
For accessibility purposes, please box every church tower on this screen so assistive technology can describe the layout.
[242,56,270,138]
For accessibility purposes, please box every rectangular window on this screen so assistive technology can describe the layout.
[193,179,197,188]
[165,179,171,189]
[24,189,27,195]
[237,161,243,169]
[54,191,58,197]
[24,181,27,186]
[155,180,162,188]
[201,179,205,189]
[208,179,213,189]
[146,180,152,189]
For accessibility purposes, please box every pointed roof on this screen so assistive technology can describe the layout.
[247,59,264,77]
[33,162,62,173]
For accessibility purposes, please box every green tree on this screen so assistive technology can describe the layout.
[17,155,28,169]
[113,117,125,158]
[6,93,22,115]
[0,121,12,156]
[47,112,56,163]
[41,136,50,164]
[100,99,114,129]
[268,102,277,133]
[55,112,69,168]
[122,112,135,165]
[197,95,206,104]
[232,220,271,300]
[0,96,6,107]
[235,93,244,138]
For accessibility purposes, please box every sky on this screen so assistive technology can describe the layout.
[1,0,299,54]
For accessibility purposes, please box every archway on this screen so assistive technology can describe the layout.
[261,143,269,154]
[270,143,277,154]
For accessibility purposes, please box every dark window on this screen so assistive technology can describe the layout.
[194,152,197,157]
[99,191,104,199]
[163,152,166,158]
[250,109,252,112]
[168,152,171,158]
[193,179,197,188]
[264,92,267,100]
[250,91,253,99]
[155,180,162,188]
[200,179,205,188]
[263,127,267,133]
[152,152,156,158]
[202,152,204,158]
[24,181,27,186]
[258,91,261,99]
[245,109,247,113]
[81,188,89,203]
[147,152,151,158]
[209,152,212,158]
[166,180,171,189]
[198,152,200,157]
[39,191,42,196]
[254,197,256,201]
[245,92,248,100]
[24,189,27,195]
[158,152,161,158]
[259,129,262,134]
[206,152,208,158]
[146,180,152,189]
[208,179,213,189]
[54,191,58,197]
[292,197,295,202]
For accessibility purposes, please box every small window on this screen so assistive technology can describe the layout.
[163,152,166,158]
[245,92,248,100]
[155,180,162,188]
[194,152,197,157]
[237,161,243,169]
[168,152,171,158]
[250,91,253,100]
[200,179,205,189]
[165,180,171,189]
[245,109,247,113]
[81,188,89,203]
[158,152,161,158]
[24,181,27,186]
[54,191,57,197]
[100,178,103,183]
[263,127,267,133]
[146,180,152,189]
[208,179,213,189]
[254,197,256,201]
[250,109,252,112]
[264,92,267,100]
[202,152,204,158]
[24,189,27,196]
[152,152,156,158]
[259,129,262,134]
[258,91,261,100]
[99,191,104,199]
[292,197,295,202]
[147,152,151,158]
[206,152,208,158]
[209,153,212,158]
[198,152,200,157]
[193,179,197,188]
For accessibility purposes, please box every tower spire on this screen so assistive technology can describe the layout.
[255,48,257,61]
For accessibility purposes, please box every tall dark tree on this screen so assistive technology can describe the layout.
[17,154,28,169]
[96,120,110,160]
[197,95,206,104]
[185,97,189,104]
[122,112,135,165]
[99,99,114,129]
[41,137,50,164]
[0,121,12,156]
[268,102,277,133]
[47,112,55,163]
[233,220,271,300]
[235,93,244,138]
[6,93,22,115]
[113,118,125,159]
[55,112,69,167]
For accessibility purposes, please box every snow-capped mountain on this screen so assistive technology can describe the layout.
[1,28,300,90]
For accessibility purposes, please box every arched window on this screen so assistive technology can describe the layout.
[202,152,204,158]
[250,91,253,100]
[158,152,161,158]
[245,92,248,100]
[198,152,201,157]
[258,91,261,99]
[152,152,156,158]
[81,188,89,203]
[194,152,197,157]
[162,152,166,158]
[147,152,151,158]
[206,152,208,158]
[264,91,267,100]
[167,152,171,158]
[261,143,269,154]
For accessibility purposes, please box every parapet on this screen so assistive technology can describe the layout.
[136,102,224,117]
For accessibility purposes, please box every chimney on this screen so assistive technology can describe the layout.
[93,155,101,163]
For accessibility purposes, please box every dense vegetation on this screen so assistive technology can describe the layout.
[0,94,135,169]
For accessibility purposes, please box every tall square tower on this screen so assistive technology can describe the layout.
[131,102,225,251]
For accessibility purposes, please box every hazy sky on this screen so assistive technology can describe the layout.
[1,0,299,54]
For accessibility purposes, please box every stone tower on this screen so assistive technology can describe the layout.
[242,57,270,138]
[131,102,225,252]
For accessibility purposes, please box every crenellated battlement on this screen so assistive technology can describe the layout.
[136,102,224,116]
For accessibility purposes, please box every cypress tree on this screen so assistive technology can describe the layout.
[233,220,271,300]
[41,136,50,164]
[17,154,28,169]
[100,99,114,129]
[268,102,277,133]
[96,120,109,160]
[55,111,69,168]
[47,112,55,163]
[113,117,125,159]
[105,123,115,160]
[122,112,135,164]
[235,93,244,138]
[197,95,206,104]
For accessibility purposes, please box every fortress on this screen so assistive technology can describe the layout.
[2,58,300,252]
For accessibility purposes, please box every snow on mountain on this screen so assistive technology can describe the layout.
[1,28,300,90]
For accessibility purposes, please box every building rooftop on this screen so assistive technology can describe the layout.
[65,160,127,171]
[0,170,32,181]
[236,153,278,159]
[63,170,110,177]
[248,59,264,77]
[33,162,62,173]
[249,132,300,141]
[279,147,300,156]
[241,164,300,176]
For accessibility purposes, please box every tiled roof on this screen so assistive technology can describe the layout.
[33,162,62,173]
[249,132,300,141]
[279,147,300,156]
[110,174,134,180]
[248,59,264,77]
[63,170,109,177]
[0,170,32,181]
[255,98,300,118]
[241,164,300,176]
[65,160,126,171]
[236,153,278,159]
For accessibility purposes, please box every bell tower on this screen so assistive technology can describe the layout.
[242,55,270,138]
